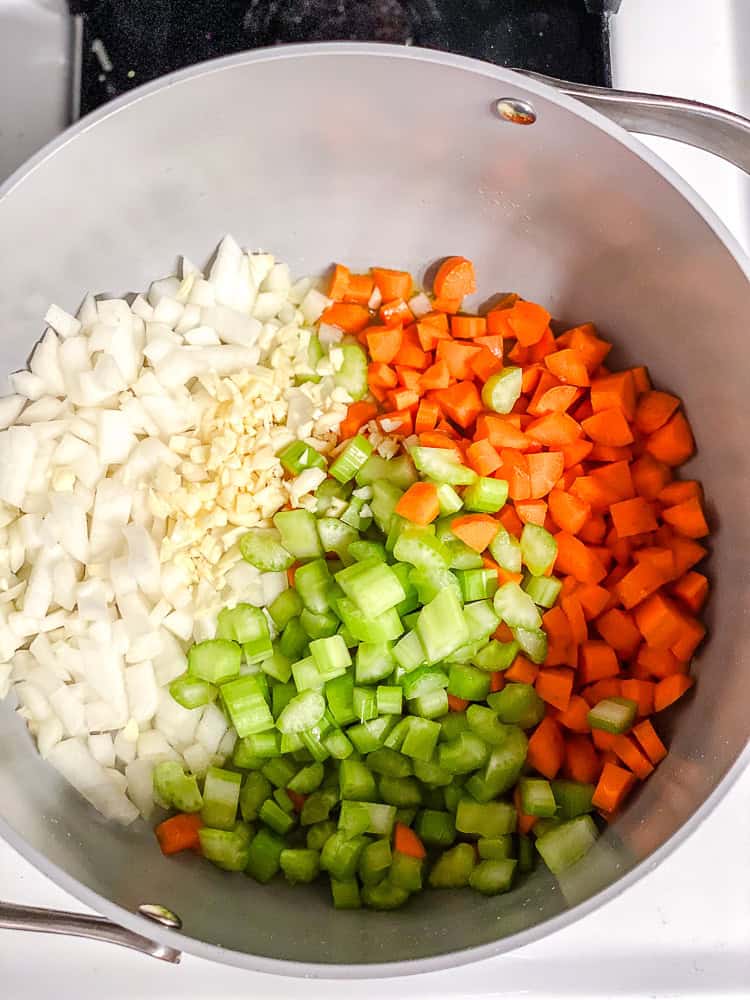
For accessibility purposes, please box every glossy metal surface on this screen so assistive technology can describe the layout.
[0,900,181,962]
[1,43,749,977]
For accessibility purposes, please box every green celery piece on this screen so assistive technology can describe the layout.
[315,478,352,516]
[408,564,462,605]
[339,758,377,801]
[455,798,517,837]
[488,526,522,573]
[329,434,373,483]
[348,715,398,754]
[239,772,272,822]
[519,777,558,818]
[339,800,397,837]
[466,704,514,745]
[307,819,337,851]
[221,674,274,737]
[323,727,354,760]
[325,673,357,726]
[239,527,294,572]
[410,687,449,719]
[355,641,396,684]
[278,439,326,475]
[390,851,423,892]
[477,835,513,860]
[456,568,498,603]
[169,673,217,710]
[438,732,489,774]
[199,823,253,872]
[410,446,477,486]
[535,816,599,875]
[439,711,470,743]
[488,683,545,729]
[309,634,352,679]
[273,508,324,560]
[300,608,340,639]
[334,343,368,401]
[277,690,326,733]
[201,766,242,830]
[520,523,558,576]
[370,480,404,534]
[335,558,406,617]
[268,587,303,630]
[394,524,451,572]
[279,617,308,661]
[393,630,428,673]
[512,626,548,665]
[494,582,542,630]
[523,573,563,609]
[300,787,339,826]
[469,858,517,895]
[401,664,449,700]
[413,758,453,787]
[259,650,292,684]
[436,483,464,516]
[587,697,638,734]
[291,655,324,693]
[416,809,456,847]
[356,453,417,490]
[417,588,470,663]
[330,877,361,909]
[518,834,536,873]
[392,562,420,616]
[428,843,475,888]
[295,559,333,615]
[280,848,320,884]
[245,827,286,883]
[376,685,403,716]
[348,539,387,562]
[317,517,359,564]
[479,727,528,798]
[152,761,202,813]
[188,639,241,684]
[259,797,296,835]
[447,664,491,701]
[463,476,508,514]
[359,838,393,886]
[361,880,410,910]
[481,366,522,414]
[352,685,378,722]
[335,597,404,644]
[401,717,441,762]
[474,639,520,672]
[320,831,369,880]
[378,775,422,808]
[463,599,501,642]
[551,780,595,820]
[367,747,413,778]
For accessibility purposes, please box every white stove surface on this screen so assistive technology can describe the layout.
[2,1,750,996]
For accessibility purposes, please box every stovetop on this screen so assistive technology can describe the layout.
[72,0,613,118]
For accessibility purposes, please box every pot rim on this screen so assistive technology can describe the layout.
[1,40,748,979]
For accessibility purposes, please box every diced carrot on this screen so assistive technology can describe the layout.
[418,431,462,454]
[541,606,575,668]
[612,735,654,779]
[507,341,530,365]
[527,717,565,780]
[433,381,483,429]
[671,571,709,614]
[418,359,451,391]
[514,499,546,527]
[632,719,668,765]
[514,784,538,835]
[431,295,462,314]
[371,267,413,302]
[658,480,701,505]
[610,496,659,537]
[321,302,370,333]
[367,324,403,364]
[392,326,429,368]
[588,443,634,464]
[671,615,706,661]
[561,594,588,645]
[592,763,636,813]
[467,439,502,476]
[395,482,440,525]
[397,366,422,391]
[663,532,707,577]
[564,734,602,783]
[436,339,481,380]
[616,562,667,611]
[490,671,505,693]
[534,384,582,415]
[633,547,674,578]
[635,390,680,435]
[505,655,539,684]
[620,678,655,717]
[591,460,636,503]
[578,640,619,685]
[545,349,590,386]
[377,409,413,436]
[592,728,618,751]
[535,668,574,712]
[581,408,634,447]
[420,311,451,332]
[636,645,687,679]
[507,300,551,346]
[155,813,203,855]
[662,496,709,539]
[529,326,556,365]
[595,608,641,660]
[527,451,565,500]
[633,592,686,648]
[469,347,504,382]
[653,674,694,712]
[556,694,592,733]
[433,256,476,300]
[562,438,594,468]
[415,321,440,351]
[498,504,524,538]
[393,822,426,859]
[547,488,590,535]
[387,387,420,412]
[494,622,515,643]
[474,333,504,360]
[368,361,398,388]
[526,412,582,447]
[566,324,612,372]
[498,449,531,501]
[646,411,694,466]
[447,694,470,712]
[575,583,611,620]
[340,401,378,440]
[477,414,530,451]
[344,273,375,305]
[590,371,636,420]
[451,314,487,339]
[414,398,440,435]
[631,453,672,500]
[555,532,607,584]
[450,513,499,552]
[327,263,350,301]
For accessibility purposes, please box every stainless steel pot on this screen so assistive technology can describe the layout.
[1,43,750,978]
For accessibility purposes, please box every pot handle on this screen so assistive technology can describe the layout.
[514,71,750,175]
[0,899,181,963]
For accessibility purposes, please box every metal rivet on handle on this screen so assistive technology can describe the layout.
[496,98,537,125]
[138,903,182,929]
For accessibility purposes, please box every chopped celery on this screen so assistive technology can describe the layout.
[466,704,513,745]
[315,477,353,515]
[456,799,516,837]
[436,483,464,516]
[376,685,403,715]
[410,687,449,719]
[463,476,508,513]
[378,775,422,807]
[348,715,397,753]
[417,588,470,663]
[416,809,456,847]
[309,634,352,679]
[279,618,309,661]
[401,717,441,762]
[201,767,242,830]
[481,366,522,413]
[408,564,462,605]
[239,772,272,822]
[463,600,501,642]
[300,787,339,825]
[330,877,361,909]
[334,343,368,400]
[278,440,327,475]
[359,838,393,886]
[295,559,332,614]
[355,641,396,684]
[340,496,373,532]
[199,823,252,872]
[370,480,404,534]
[335,597,404,644]
[238,731,281,761]
[188,639,241,685]
[356,453,417,490]
[339,799,396,837]
[361,880,410,910]
[519,777,558,817]
[261,757,298,789]
[587,697,638,734]
[281,848,320,884]
[246,827,286,883]
[325,672,357,725]
[221,674,274,737]
[317,518,359,563]
[494,582,542,630]
[474,639,520,672]
[523,573,563,609]
[488,526,522,573]
[277,690,326,733]
[307,819,337,851]
[169,673,217,710]
[512,626,548,665]
[273,509,323,560]
[394,631,428,673]
[477,835,513,860]
[535,816,599,874]
[217,604,272,663]
[329,434,373,483]
[520,523,558,576]
[322,727,354,760]
[348,539,387,562]
[291,655,324,692]
[259,797,296,835]
[299,608,339,639]
[336,558,406,617]
[448,664,491,701]
[268,588,303,630]
[367,747,413,778]
[489,683,545,729]
[469,858,516,895]
[321,831,369,880]
[428,843,475,888]
[439,732,489,774]
[401,665,449,700]
[352,685,378,722]
[551,780,595,819]
[456,568,498,602]
[153,761,202,813]
[411,447,477,486]
[478,728,528,797]
[390,851,423,892]
[239,527,294,572]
